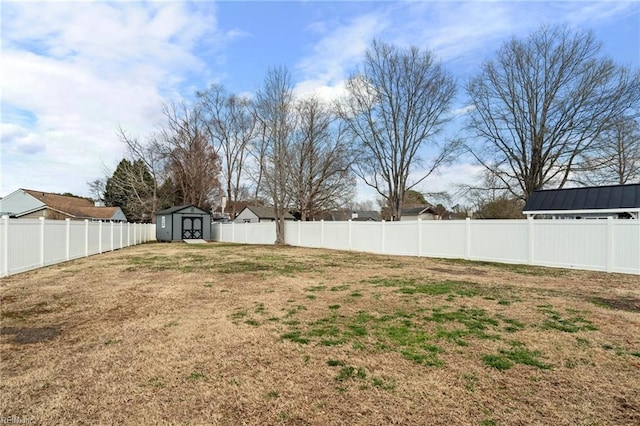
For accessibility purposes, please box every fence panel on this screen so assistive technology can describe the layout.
[43,219,67,266]
[1,217,156,277]
[211,218,639,275]
[469,220,529,264]
[384,221,420,256]
[350,222,384,254]
[69,221,87,259]
[612,221,640,274]
[321,222,350,250]
[420,221,466,258]
[6,219,41,275]
[533,220,609,271]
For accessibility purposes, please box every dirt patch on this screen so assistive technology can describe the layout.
[428,266,488,276]
[2,326,61,344]
[592,297,640,312]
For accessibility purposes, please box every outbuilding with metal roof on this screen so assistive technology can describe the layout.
[523,184,640,219]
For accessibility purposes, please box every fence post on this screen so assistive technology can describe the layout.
[2,215,8,277]
[606,217,614,273]
[527,217,534,265]
[381,220,386,254]
[127,223,130,247]
[417,219,422,257]
[98,221,103,254]
[297,220,301,247]
[110,221,114,251]
[348,219,352,251]
[232,222,235,243]
[85,220,89,257]
[464,218,471,260]
[65,218,71,261]
[134,223,137,245]
[120,222,124,249]
[39,217,45,267]
[321,220,325,248]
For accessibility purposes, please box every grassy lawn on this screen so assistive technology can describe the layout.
[1,242,639,425]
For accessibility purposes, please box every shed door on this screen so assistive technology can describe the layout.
[182,217,203,239]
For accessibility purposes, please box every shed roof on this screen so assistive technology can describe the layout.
[523,184,640,213]
[156,205,210,215]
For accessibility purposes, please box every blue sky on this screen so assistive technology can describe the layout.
[1,1,639,204]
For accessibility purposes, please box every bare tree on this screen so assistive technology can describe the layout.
[466,25,640,201]
[337,40,458,221]
[255,66,296,244]
[114,127,167,222]
[291,96,356,221]
[578,115,640,185]
[197,85,257,217]
[161,101,221,211]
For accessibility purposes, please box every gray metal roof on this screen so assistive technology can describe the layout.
[523,184,640,213]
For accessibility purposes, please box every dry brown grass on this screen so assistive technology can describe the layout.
[1,242,639,425]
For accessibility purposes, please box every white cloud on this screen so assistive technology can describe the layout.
[294,12,389,100]
[0,1,230,197]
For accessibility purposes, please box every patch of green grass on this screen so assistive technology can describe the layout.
[230,309,248,320]
[484,342,551,370]
[482,354,513,371]
[164,320,179,328]
[330,285,350,291]
[265,391,280,399]
[350,291,363,298]
[334,366,366,382]
[254,303,266,314]
[204,282,213,288]
[539,307,598,332]
[328,304,341,310]
[281,331,309,345]
[576,337,590,347]
[481,419,498,426]
[401,348,444,366]
[245,319,260,326]
[188,372,206,380]
[463,373,477,391]
[327,359,346,367]
[104,339,120,345]
[500,342,551,369]
[305,294,317,300]
[371,376,395,391]
[305,285,327,292]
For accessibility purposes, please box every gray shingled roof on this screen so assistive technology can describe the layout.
[402,206,436,215]
[156,205,210,215]
[245,206,295,220]
[523,184,640,212]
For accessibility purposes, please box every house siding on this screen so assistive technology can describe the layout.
[0,190,43,217]
[234,209,261,223]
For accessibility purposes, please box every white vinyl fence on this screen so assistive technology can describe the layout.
[212,218,640,275]
[0,216,156,277]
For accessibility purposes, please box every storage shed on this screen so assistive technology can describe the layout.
[156,205,211,242]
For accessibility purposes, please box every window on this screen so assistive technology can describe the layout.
[161,216,166,228]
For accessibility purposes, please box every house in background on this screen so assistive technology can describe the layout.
[401,206,440,221]
[234,206,296,223]
[523,183,640,219]
[0,189,127,222]
[315,210,382,221]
